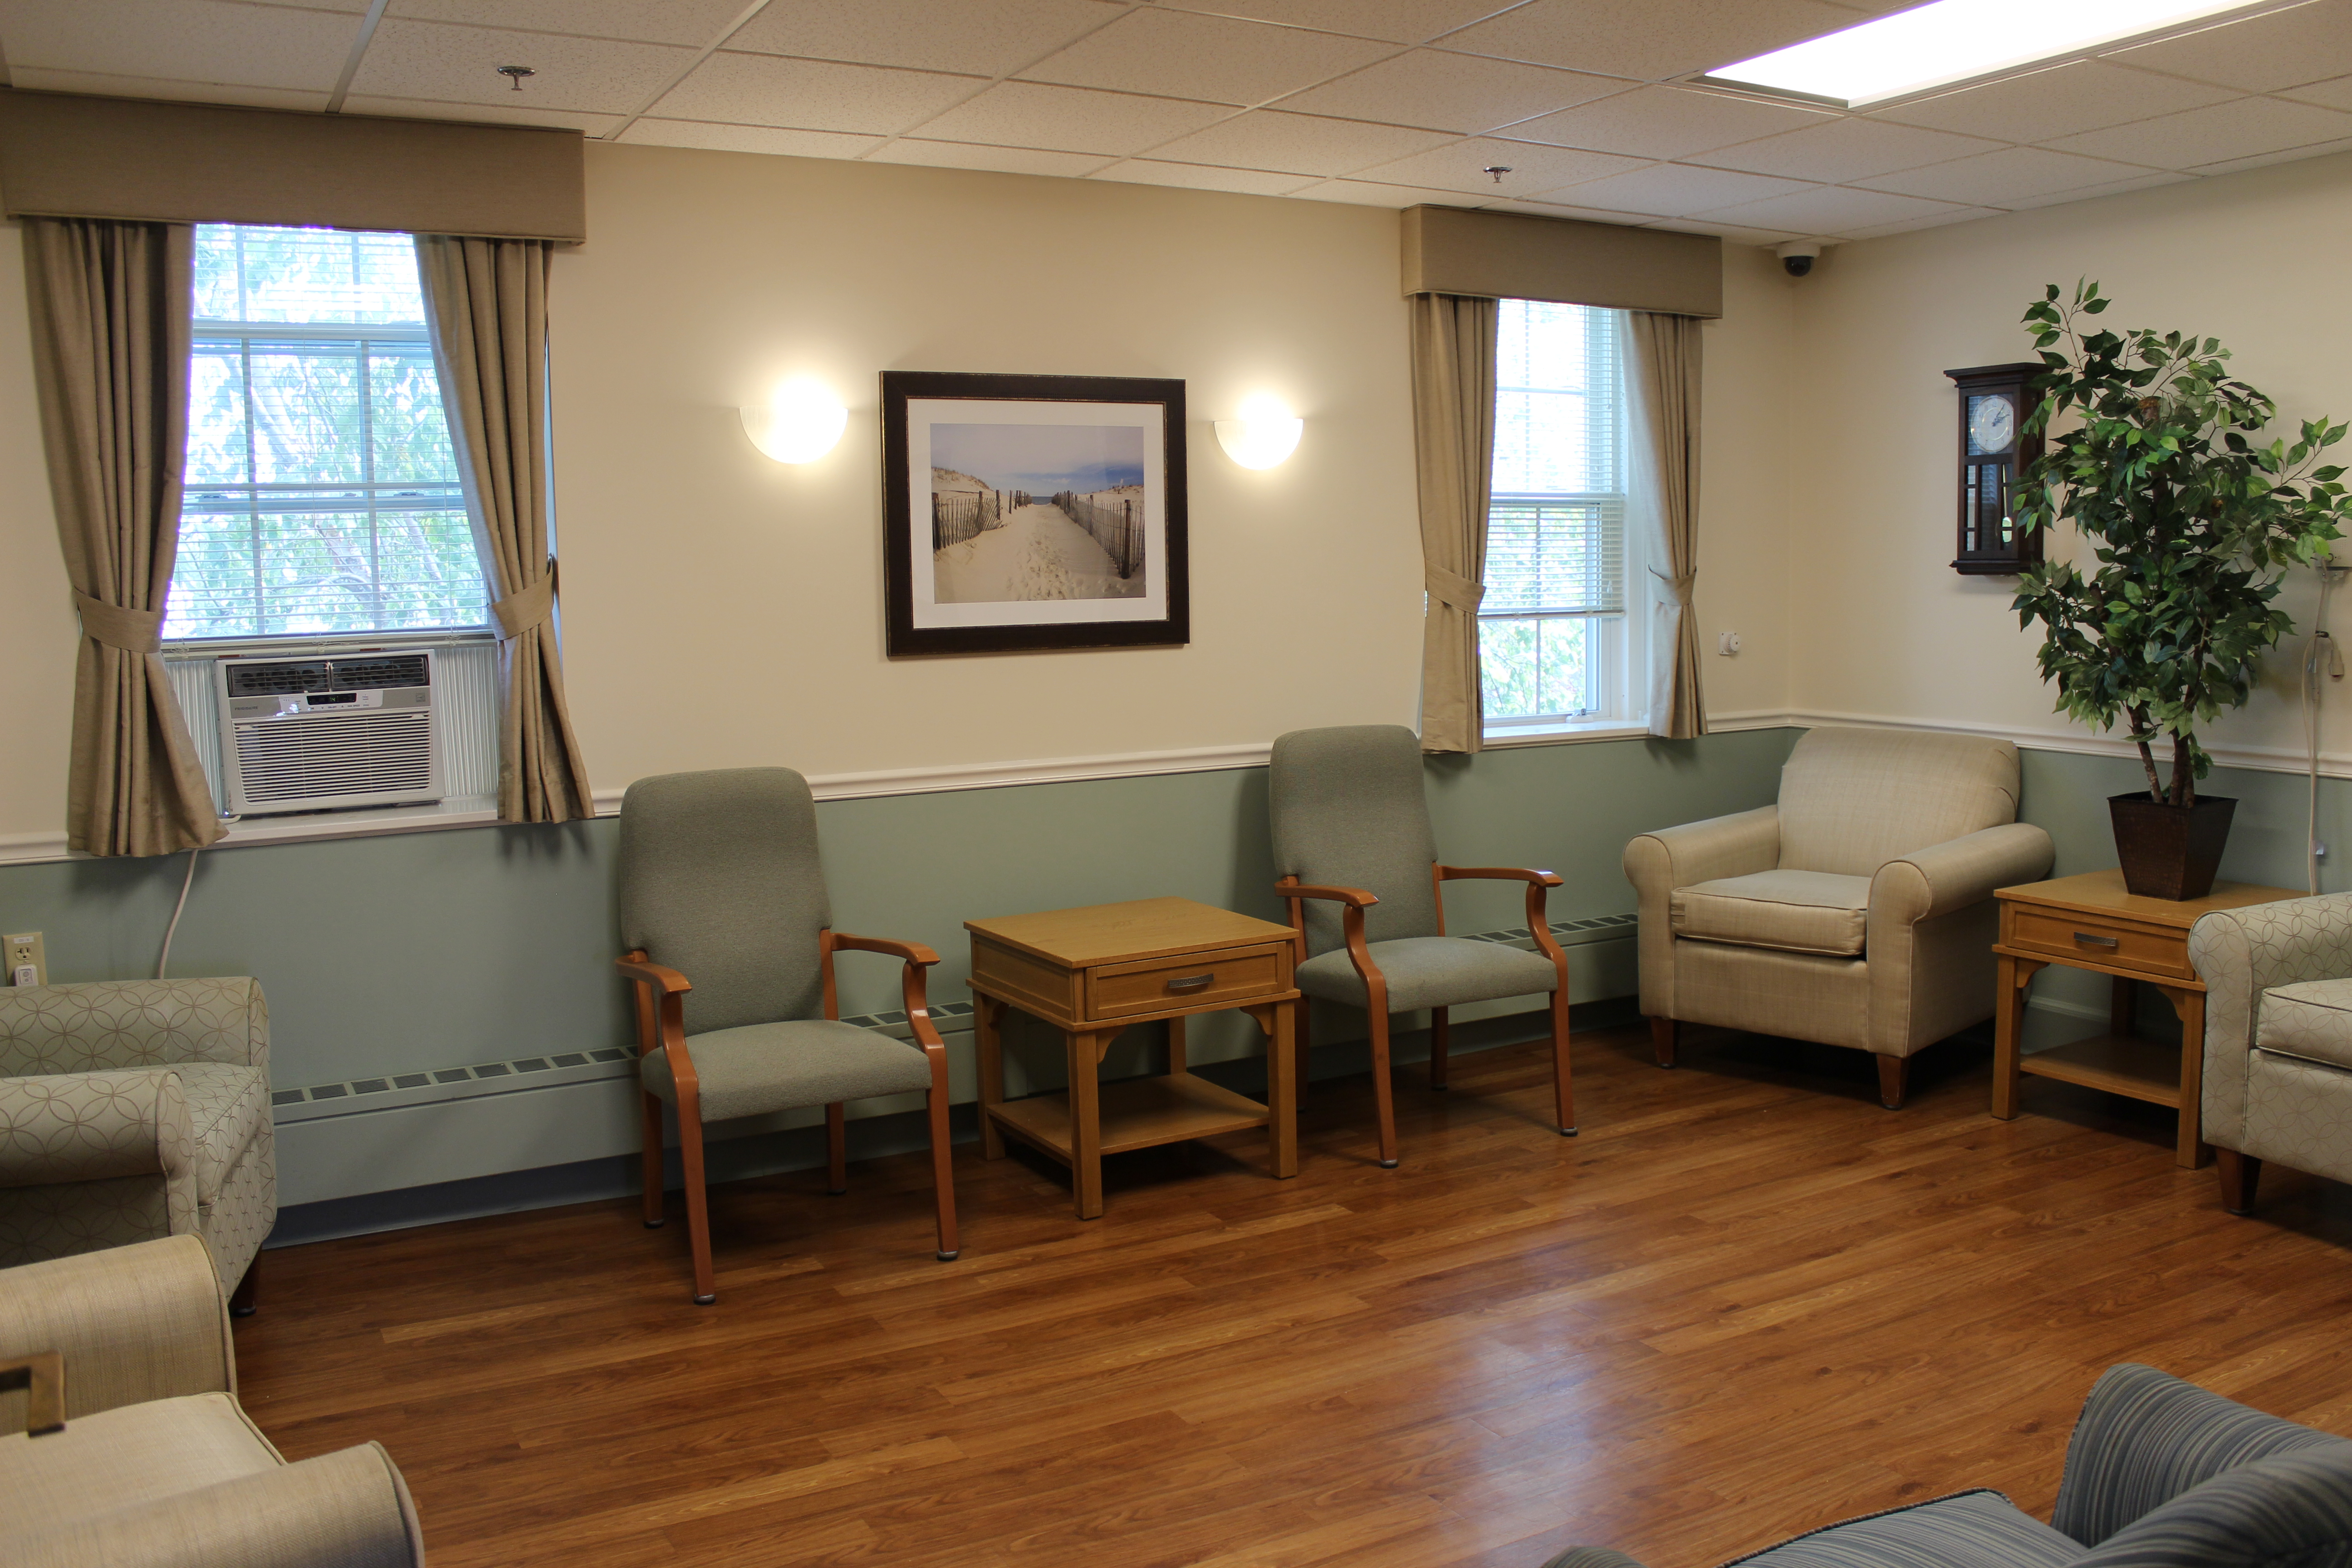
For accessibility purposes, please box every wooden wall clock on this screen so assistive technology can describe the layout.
[1944,362,2045,576]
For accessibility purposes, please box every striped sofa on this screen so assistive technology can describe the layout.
[1543,1364,2352,1568]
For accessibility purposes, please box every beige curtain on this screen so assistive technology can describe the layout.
[1410,292,1499,755]
[23,218,222,857]
[415,234,593,824]
[1630,311,1705,740]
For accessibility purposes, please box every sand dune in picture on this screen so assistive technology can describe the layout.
[933,503,1143,603]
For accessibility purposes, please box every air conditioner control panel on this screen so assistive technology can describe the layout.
[229,686,430,720]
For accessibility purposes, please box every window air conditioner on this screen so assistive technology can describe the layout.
[214,651,442,816]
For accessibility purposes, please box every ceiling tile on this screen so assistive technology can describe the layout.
[2190,132,2352,175]
[1687,117,2001,182]
[383,0,748,46]
[1504,84,1834,159]
[348,18,694,113]
[0,0,356,92]
[2106,0,2352,93]
[1436,0,1862,82]
[4,68,330,108]
[1532,162,1815,216]
[1020,8,1389,104]
[1692,183,1978,235]
[1272,49,1623,132]
[1144,108,1455,175]
[1838,205,2002,239]
[1154,0,1517,45]
[651,52,983,134]
[1856,146,2159,205]
[338,95,623,134]
[1356,136,1650,195]
[1089,159,1320,194]
[1997,170,2191,209]
[617,120,886,159]
[1872,61,2238,142]
[2048,96,2352,169]
[725,0,1122,78]
[909,80,1234,155]
[1646,216,1808,245]
[867,139,1113,176]
[2281,74,2352,112]
[1289,178,1487,207]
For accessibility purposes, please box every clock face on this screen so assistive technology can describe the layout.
[1967,393,2016,456]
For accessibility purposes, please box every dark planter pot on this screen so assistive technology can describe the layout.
[2109,793,2238,900]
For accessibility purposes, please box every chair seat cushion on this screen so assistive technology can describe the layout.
[1294,936,1558,1014]
[171,1063,267,1205]
[642,1020,933,1124]
[0,1391,280,1529]
[1726,1488,2079,1568]
[1672,870,1873,957]
[2257,979,2352,1072]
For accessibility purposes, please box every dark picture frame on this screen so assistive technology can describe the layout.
[881,371,1188,657]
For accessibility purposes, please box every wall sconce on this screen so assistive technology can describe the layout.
[740,378,847,464]
[1214,393,1302,470]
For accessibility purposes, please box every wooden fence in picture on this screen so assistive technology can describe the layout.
[932,490,1030,552]
[1052,491,1142,579]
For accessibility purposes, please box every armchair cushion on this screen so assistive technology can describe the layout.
[1778,728,2022,878]
[1671,870,1872,957]
[1269,725,1443,956]
[0,1236,231,1427]
[642,1020,933,1124]
[0,1391,281,1523]
[2254,979,2352,1073]
[1294,936,1558,1014]
[1724,1489,2077,1568]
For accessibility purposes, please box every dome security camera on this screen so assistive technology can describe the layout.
[1777,240,1822,278]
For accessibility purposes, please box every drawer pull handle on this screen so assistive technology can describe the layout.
[1166,974,1214,994]
[2073,932,2120,950]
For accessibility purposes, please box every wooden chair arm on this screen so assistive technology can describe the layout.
[829,932,941,966]
[1274,878,1380,907]
[820,933,949,1054]
[615,954,692,994]
[1,1352,65,1436]
[618,950,691,1064]
[1437,865,1563,887]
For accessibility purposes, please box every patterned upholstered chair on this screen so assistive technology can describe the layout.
[0,978,275,1312]
[1,1235,423,1567]
[617,768,959,1305]
[2188,892,2352,1215]
[1540,1363,2352,1568]
[1623,726,2053,1109]
[1269,725,1573,1168]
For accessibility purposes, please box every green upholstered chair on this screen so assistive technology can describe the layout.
[1268,725,1573,1167]
[616,768,958,1305]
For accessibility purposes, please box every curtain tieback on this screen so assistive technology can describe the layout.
[73,592,162,653]
[1425,565,1485,613]
[491,564,557,640]
[1648,567,1695,609]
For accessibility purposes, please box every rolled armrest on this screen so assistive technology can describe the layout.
[2187,892,2352,1149]
[0,1235,232,1423]
[1622,805,1779,898]
[1870,822,2055,926]
[0,977,268,1074]
[0,1068,195,1189]
[2051,1363,2352,1547]
[5,1441,425,1568]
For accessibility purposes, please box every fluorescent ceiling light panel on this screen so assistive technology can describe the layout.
[1704,0,2270,107]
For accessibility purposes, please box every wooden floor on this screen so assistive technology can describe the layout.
[235,1021,2352,1568]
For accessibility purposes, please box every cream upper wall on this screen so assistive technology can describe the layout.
[1693,243,1796,724]
[1788,151,2352,764]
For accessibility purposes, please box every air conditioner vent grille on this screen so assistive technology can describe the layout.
[325,655,431,690]
[225,660,331,696]
[234,711,433,802]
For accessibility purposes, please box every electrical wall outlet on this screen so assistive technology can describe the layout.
[4,932,45,988]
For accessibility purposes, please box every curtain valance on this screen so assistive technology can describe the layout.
[1401,206,1721,318]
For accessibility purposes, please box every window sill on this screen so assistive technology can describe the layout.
[213,796,502,850]
[1481,718,1652,749]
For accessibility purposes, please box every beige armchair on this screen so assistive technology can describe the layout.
[0,1235,422,1567]
[1624,727,2053,1107]
[0,979,277,1311]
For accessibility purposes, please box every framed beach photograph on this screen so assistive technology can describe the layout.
[881,371,1188,657]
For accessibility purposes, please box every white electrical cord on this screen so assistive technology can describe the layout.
[157,846,201,980]
[2304,563,2348,895]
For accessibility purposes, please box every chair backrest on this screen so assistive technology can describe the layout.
[1776,726,2020,877]
[0,978,267,1078]
[1268,725,1441,958]
[617,769,832,1036]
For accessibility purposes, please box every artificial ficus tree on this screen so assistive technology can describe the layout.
[2012,280,2352,806]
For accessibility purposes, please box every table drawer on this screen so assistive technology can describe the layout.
[2005,905,2190,978]
[1086,943,1289,1019]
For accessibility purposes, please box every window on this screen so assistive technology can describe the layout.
[165,225,487,642]
[1480,299,1635,734]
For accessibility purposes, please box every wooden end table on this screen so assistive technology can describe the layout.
[1992,869,2299,1167]
[966,896,1302,1220]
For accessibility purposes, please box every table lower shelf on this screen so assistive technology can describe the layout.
[988,1072,1270,1165]
[2020,1033,2181,1108]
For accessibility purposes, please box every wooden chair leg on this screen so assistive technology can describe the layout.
[928,1088,960,1260]
[825,1102,848,1195]
[1550,985,1576,1136]
[641,1093,665,1229]
[2219,1148,2262,1215]
[229,1254,259,1318]
[1651,1015,1676,1068]
[1296,997,1313,1099]
[1369,1009,1400,1168]
[1429,1005,1450,1090]
[1877,1054,1908,1111]
[678,1102,716,1305]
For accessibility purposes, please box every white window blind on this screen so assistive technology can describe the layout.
[166,224,488,642]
